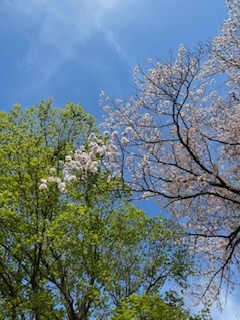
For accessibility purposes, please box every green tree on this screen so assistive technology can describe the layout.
[112,293,211,320]
[0,101,209,319]
[0,100,96,319]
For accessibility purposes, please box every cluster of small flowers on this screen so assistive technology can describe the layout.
[39,133,120,193]
[39,176,67,193]
[64,150,99,176]
[200,0,240,87]
[39,179,48,190]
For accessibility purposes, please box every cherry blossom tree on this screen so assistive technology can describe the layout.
[102,0,240,303]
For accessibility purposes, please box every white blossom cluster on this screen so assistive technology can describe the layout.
[39,176,67,193]
[201,0,240,87]
[39,133,119,193]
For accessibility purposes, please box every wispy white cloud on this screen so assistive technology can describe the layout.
[1,0,228,109]
[104,30,130,64]
[211,291,240,320]
[1,0,136,92]
[2,0,134,53]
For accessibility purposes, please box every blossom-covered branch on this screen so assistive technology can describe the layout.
[39,132,120,194]
[102,0,240,303]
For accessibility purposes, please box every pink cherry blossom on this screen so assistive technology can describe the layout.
[102,0,240,303]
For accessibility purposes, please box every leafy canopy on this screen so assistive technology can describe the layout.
[0,100,208,319]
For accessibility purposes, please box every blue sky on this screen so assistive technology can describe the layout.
[0,0,238,319]
[1,0,227,118]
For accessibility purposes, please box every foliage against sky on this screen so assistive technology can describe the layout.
[0,0,238,318]
[103,0,240,305]
[0,102,210,319]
